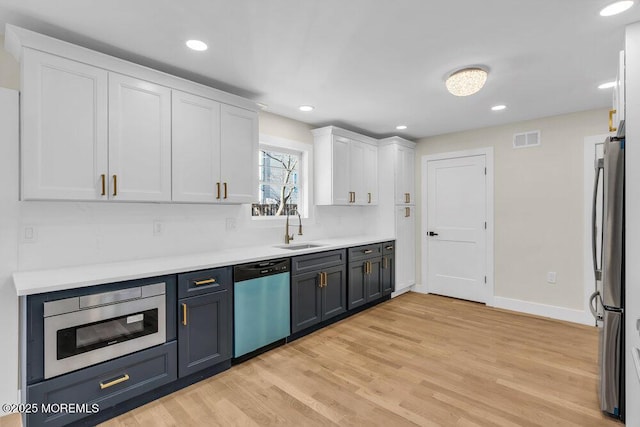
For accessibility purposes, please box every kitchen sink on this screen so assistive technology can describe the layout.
[275,243,325,250]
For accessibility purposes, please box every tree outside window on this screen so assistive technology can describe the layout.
[252,148,301,216]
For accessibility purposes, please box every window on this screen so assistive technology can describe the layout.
[252,147,303,217]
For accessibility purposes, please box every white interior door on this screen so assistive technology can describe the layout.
[426,155,488,303]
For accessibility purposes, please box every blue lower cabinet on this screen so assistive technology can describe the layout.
[178,290,232,377]
[26,342,177,427]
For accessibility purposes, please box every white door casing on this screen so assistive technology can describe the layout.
[421,148,494,305]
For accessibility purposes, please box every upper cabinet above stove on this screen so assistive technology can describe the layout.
[7,25,258,203]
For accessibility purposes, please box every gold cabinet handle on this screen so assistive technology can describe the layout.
[182,303,187,326]
[383,257,387,269]
[194,278,216,286]
[323,272,328,287]
[368,192,372,204]
[216,182,221,199]
[100,374,130,390]
[609,109,617,132]
[405,207,410,217]
[318,272,324,288]
[100,174,106,196]
[224,182,228,199]
[112,175,117,196]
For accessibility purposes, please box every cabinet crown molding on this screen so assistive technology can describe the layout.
[4,24,257,112]
[311,125,378,146]
[378,136,416,149]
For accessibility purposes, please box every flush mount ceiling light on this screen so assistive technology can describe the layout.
[598,81,617,89]
[491,105,507,111]
[186,39,208,51]
[396,125,407,130]
[299,105,314,112]
[600,1,634,16]
[445,67,488,97]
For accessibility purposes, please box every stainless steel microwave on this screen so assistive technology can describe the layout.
[43,283,166,379]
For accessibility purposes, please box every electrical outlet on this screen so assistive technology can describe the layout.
[22,226,37,243]
[226,217,236,231]
[153,221,163,237]
[547,271,557,284]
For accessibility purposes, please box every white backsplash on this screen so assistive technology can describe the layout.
[17,201,380,271]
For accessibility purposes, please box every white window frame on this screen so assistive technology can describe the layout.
[251,134,313,222]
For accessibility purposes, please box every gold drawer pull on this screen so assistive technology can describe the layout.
[609,109,617,132]
[182,303,187,325]
[385,245,394,250]
[100,374,130,390]
[194,278,216,286]
[363,249,373,254]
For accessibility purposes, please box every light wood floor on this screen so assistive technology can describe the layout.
[97,293,618,426]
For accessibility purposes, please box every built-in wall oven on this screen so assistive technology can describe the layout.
[43,283,166,379]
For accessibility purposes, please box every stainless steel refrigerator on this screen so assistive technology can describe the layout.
[590,131,625,420]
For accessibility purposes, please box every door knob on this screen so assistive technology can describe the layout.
[428,231,439,236]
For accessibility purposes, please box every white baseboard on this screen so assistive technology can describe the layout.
[493,296,595,326]
[391,284,415,298]
[411,284,428,294]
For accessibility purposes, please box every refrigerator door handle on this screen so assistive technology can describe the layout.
[589,290,602,320]
[592,158,603,281]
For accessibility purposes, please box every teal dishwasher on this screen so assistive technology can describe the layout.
[233,259,290,358]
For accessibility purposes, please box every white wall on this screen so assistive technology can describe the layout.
[625,21,640,427]
[415,109,608,320]
[0,39,379,412]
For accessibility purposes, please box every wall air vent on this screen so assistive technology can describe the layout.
[513,130,540,149]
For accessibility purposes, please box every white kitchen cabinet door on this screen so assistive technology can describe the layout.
[331,136,351,205]
[108,73,172,202]
[349,140,366,205]
[172,91,221,203]
[395,205,416,291]
[363,143,378,205]
[21,49,108,200]
[395,145,415,205]
[220,104,258,204]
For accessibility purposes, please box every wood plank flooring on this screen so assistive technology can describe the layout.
[101,293,619,426]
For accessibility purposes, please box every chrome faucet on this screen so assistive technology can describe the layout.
[284,209,303,244]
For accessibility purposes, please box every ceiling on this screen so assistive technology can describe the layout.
[0,0,639,139]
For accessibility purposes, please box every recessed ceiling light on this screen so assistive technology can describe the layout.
[598,81,617,89]
[491,105,507,111]
[445,67,489,97]
[396,125,407,130]
[299,105,314,112]
[186,39,208,51]
[600,1,634,16]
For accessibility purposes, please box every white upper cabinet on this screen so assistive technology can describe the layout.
[21,49,108,200]
[9,25,259,204]
[220,104,259,204]
[363,143,378,205]
[395,145,415,205]
[312,126,378,206]
[108,73,172,202]
[172,90,222,203]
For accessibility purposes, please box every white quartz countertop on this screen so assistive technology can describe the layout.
[13,235,394,296]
